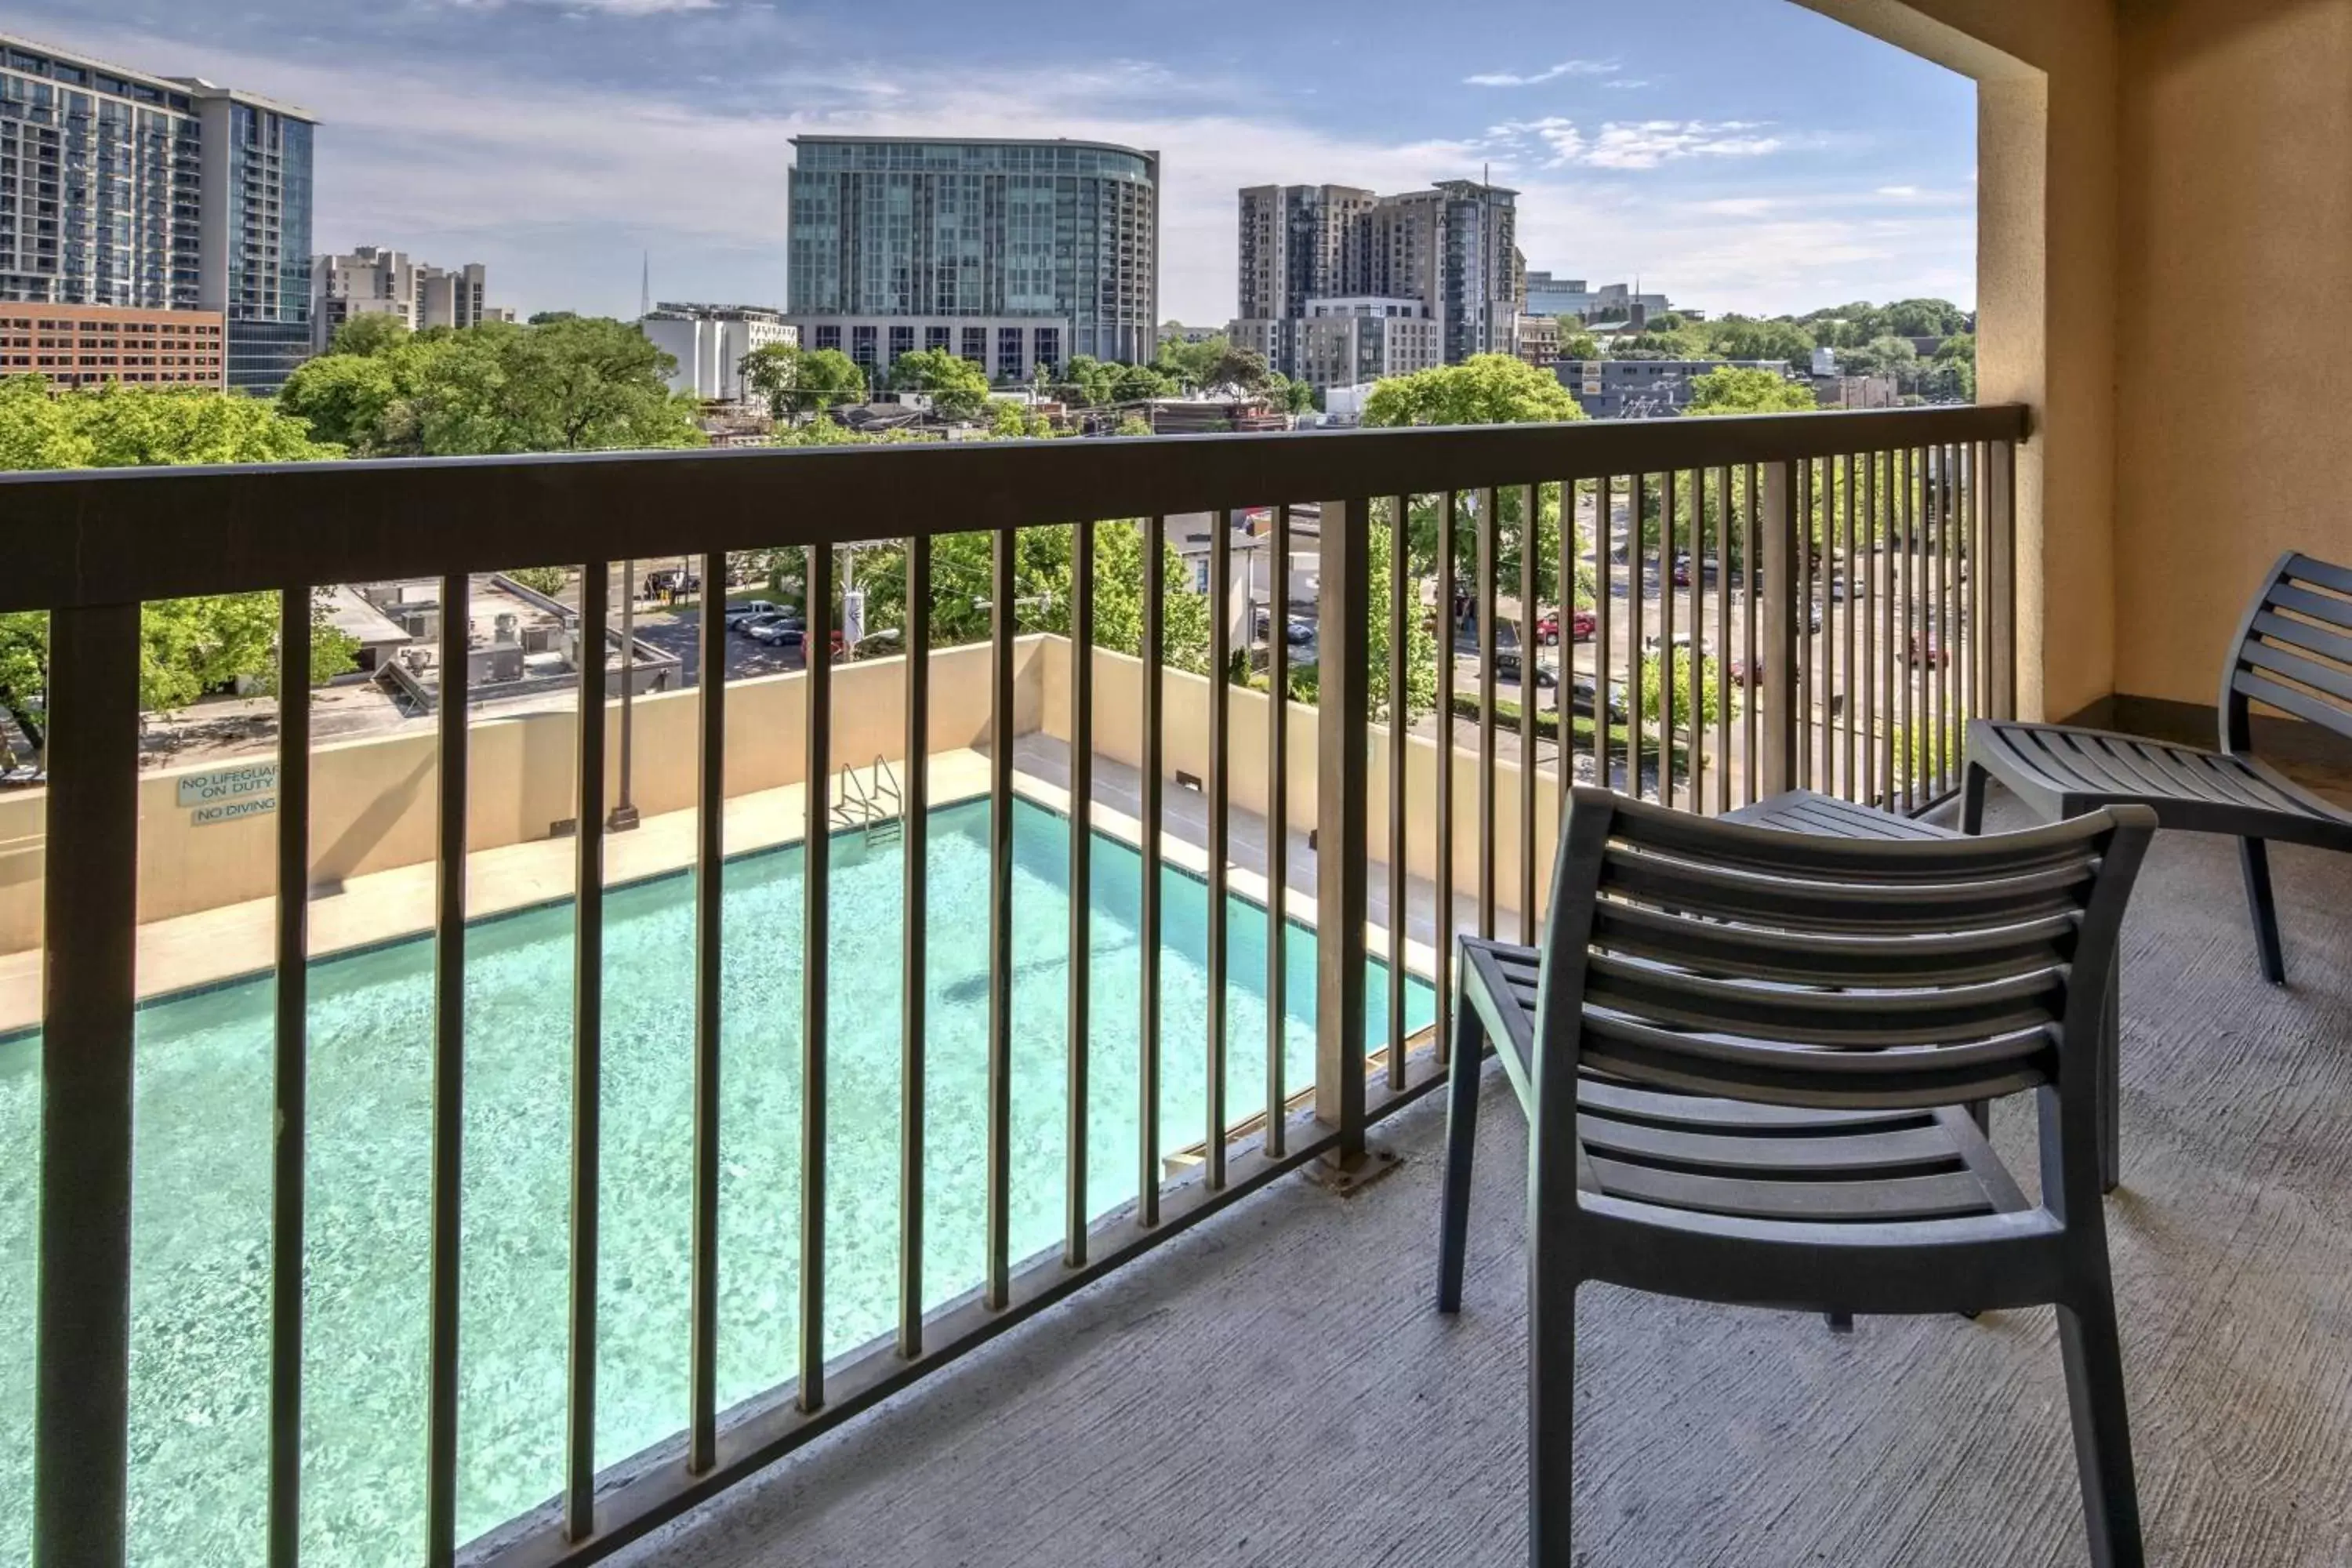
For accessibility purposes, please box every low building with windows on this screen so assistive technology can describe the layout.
[639,303,797,405]
[1555,358,1794,418]
[0,303,224,389]
[1229,296,1440,394]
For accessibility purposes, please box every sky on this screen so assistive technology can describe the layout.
[7,0,1976,326]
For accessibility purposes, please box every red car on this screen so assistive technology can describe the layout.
[1908,630,1950,669]
[1537,608,1595,645]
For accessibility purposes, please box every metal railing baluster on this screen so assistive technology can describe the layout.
[1661,469,1678,809]
[801,542,833,1403]
[1517,485,1537,942]
[34,601,140,1568]
[1207,510,1232,1181]
[564,561,608,1541]
[426,571,469,1568]
[1314,494,1371,1160]
[1432,494,1456,1072]
[1063,522,1089,1265]
[986,527,1016,1298]
[1266,505,1291,1144]
[689,557,724,1470]
[1592,477,1613,794]
[902,536,932,1335]
[270,584,313,1568]
[1138,516,1164,1225]
[1475,487,1497,938]
[1386,497,1408,1089]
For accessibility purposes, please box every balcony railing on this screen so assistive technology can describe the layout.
[0,401,2022,1568]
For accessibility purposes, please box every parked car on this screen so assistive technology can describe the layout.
[746,616,804,647]
[1537,608,1595,645]
[1565,676,1628,724]
[1671,554,1693,587]
[644,568,702,598]
[740,612,798,641]
[725,599,789,632]
[1493,651,1558,689]
[1285,618,1314,646]
[1908,630,1951,669]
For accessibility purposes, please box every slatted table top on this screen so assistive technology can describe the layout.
[1722,789,1963,841]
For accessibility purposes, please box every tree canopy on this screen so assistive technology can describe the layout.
[278,314,707,456]
[1700,314,1816,364]
[740,341,866,419]
[0,377,355,760]
[887,348,991,420]
[1683,366,1819,416]
[1360,353,1584,427]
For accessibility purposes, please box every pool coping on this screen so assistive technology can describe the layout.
[0,751,1440,1044]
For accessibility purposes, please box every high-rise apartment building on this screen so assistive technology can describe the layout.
[312,247,503,349]
[0,31,316,394]
[1236,183,1377,321]
[1229,179,1523,382]
[786,136,1159,385]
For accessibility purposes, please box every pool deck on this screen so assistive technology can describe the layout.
[0,740,1472,1035]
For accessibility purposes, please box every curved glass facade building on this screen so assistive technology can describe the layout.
[787,136,1159,383]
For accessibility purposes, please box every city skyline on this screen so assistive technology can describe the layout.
[5,1,1976,330]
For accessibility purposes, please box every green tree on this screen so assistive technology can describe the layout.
[1930,332,1977,401]
[0,378,356,758]
[1702,314,1815,364]
[739,342,866,419]
[1272,374,1315,415]
[1882,298,1970,339]
[1557,327,1602,361]
[1799,302,1889,349]
[1838,334,1921,381]
[1639,648,1734,735]
[528,310,580,325]
[278,315,706,456]
[889,348,991,420]
[1057,354,1120,408]
[326,311,411,359]
[1205,343,1276,393]
[1152,334,1230,391]
[1110,362,1178,403]
[1683,366,1819,415]
[1362,356,1588,606]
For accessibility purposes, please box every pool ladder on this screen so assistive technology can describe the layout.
[833,756,903,845]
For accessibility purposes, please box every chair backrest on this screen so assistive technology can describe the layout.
[1534,789,2156,1120]
[2223,551,2352,753]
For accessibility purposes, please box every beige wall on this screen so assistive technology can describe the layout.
[0,638,1043,952]
[2113,0,2352,706]
[1037,641,1560,920]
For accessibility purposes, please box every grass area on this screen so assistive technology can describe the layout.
[1449,692,1691,772]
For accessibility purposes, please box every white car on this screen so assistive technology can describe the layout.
[725,599,789,632]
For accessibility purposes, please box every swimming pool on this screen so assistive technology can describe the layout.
[0,796,1433,1566]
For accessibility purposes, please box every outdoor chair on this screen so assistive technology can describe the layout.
[1965,550,2352,985]
[1435,786,2158,1568]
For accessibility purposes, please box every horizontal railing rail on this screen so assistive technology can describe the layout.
[0,405,2025,613]
[3,402,2022,1568]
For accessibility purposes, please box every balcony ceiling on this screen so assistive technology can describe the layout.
[607,787,2352,1568]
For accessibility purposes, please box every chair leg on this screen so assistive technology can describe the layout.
[1527,1238,1578,1567]
[2058,1283,2145,1568]
[1436,996,1484,1315]
[1959,764,1995,1134]
[1823,1311,1854,1333]
[2238,837,2287,985]
[2101,964,2122,1195]
[1961,759,1990,834]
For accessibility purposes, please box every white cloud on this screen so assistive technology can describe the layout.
[1875,184,1918,197]
[441,0,721,12]
[42,22,1969,322]
[1463,59,1617,88]
[1602,78,1653,91]
[1490,117,1785,170]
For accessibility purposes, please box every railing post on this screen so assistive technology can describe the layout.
[1985,437,2017,721]
[35,601,141,1568]
[1758,459,1800,797]
[1314,495,1369,1163]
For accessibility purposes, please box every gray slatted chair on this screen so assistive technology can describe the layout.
[1965,550,2352,984]
[1436,787,2158,1568]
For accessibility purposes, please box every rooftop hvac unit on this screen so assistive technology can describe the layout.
[494,612,520,643]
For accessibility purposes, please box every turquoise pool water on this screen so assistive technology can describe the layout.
[0,797,1432,1567]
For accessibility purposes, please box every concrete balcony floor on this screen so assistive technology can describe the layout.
[611,789,2352,1568]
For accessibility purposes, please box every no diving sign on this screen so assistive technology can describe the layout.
[178,763,279,825]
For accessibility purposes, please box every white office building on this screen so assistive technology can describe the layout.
[640,302,797,405]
